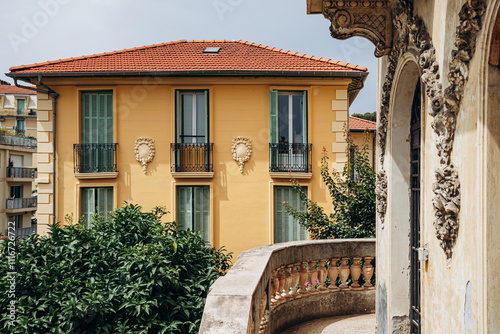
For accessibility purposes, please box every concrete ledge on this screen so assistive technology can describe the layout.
[199,239,376,334]
[74,172,118,179]
[171,172,214,179]
[269,172,312,179]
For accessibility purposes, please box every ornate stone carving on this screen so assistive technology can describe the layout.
[232,137,252,174]
[375,170,388,225]
[322,0,393,56]
[134,137,155,174]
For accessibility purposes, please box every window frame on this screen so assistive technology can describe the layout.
[175,90,209,144]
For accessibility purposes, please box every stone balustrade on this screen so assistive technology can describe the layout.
[199,239,375,334]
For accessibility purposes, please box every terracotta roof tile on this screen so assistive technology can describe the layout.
[0,85,36,95]
[349,116,376,131]
[9,40,368,75]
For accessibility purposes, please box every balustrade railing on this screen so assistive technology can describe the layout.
[170,143,213,173]
[0,133,36,149]
[200,239,375,334]
[6,167,37,179]
[269,143,312,173]
[6,197,37,210]
[5,226,37,238]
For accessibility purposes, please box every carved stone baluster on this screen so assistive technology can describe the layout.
[282,266,293,301]
[258,291,268,334]
[328,258,340,291]
[308,260,319,293]
[339,258,350,290]
[298,262,309,294]
[276,268,285,304]
[350,257,363,290]
[362,257,375,290]
[270,270,278,307]
[318,259,329,293]
[289,264,300,298]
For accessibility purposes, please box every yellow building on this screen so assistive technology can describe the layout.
[7,40,367,257]
[349,116,376,168]
[0,83,38,237]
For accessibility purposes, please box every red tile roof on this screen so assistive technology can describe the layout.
[0,85,36,95]
[8,40,368,75]
[349,116,376,131]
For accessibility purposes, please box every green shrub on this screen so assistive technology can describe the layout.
[0,203,231,333]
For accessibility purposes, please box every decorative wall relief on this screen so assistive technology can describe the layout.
[322,0,394,57]
[232,137,252,174]
[134,137,155,174]
[319,0,486,258]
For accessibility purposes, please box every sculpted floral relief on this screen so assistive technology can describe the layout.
[134,137,155,174]
[232,137,252,174]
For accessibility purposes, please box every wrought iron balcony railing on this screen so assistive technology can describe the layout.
[0,133,36,149]
[6,167,37,179]
[6,197,37,210]
[269,143,312,173]
[170,143,214,173]
[4,226,37,238]
[73,143,118,173]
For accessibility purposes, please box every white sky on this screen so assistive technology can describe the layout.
[0,0,377,115]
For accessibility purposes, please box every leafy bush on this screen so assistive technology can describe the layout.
[0,203,231,333]
[283,129,376,239]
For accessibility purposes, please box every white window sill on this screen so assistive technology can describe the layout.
[75,172,118,179]
[269,172,312,179]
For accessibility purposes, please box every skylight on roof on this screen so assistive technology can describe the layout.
[203,47,221,54]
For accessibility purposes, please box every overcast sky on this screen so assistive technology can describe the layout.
[0,0,377,115]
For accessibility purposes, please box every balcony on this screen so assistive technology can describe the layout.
[5,197,37,213]
[73,143,118,178]
[4,225,37,239]
[0,133,36,149]
[199,239,375,334]
[6,167,37,180]
[269,143,312,178]
[170,143,214,178]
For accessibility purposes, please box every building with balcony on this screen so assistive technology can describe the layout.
[0,82,37,238]
[6,40,367,257]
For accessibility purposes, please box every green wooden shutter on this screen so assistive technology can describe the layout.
[302,91,308,144]
[274,186,308,243]
[81,188,95,227]
[17,99,25,115]
[177,187,193,231]
[204,90,209,143]
[194,186,210,243]
[269,90,278,143]
[175,90,181,143]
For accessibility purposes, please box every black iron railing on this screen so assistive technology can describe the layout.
[6,197,37,210]
[6,167,37,179]
[269,143,312,173]
[170,143,213,172]
[0,133,36,149]
[12,226,37,238]
[73,143,118,173]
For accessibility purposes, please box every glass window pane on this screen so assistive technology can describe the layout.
[81,187,113,228]
[278,95,289,144]
[177,186,210,243]
[182,94,194,143]
[292,95,304,143]
[195,93,206,143]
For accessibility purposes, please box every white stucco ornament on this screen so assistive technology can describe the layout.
[134,137,155,174]
[231,137,252,174]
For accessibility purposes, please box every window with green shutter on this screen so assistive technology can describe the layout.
[176,186,210,243]
[80,91,114,173]
[17,99,25,115]
[176,91,208,144]
[274,186,308,243]
[81,187,114,228]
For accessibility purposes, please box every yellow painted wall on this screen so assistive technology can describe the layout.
[37,76,353,258]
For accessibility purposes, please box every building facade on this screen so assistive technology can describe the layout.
[0,83,38,237]
[308,0,499,333]
[7,40,367,257]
